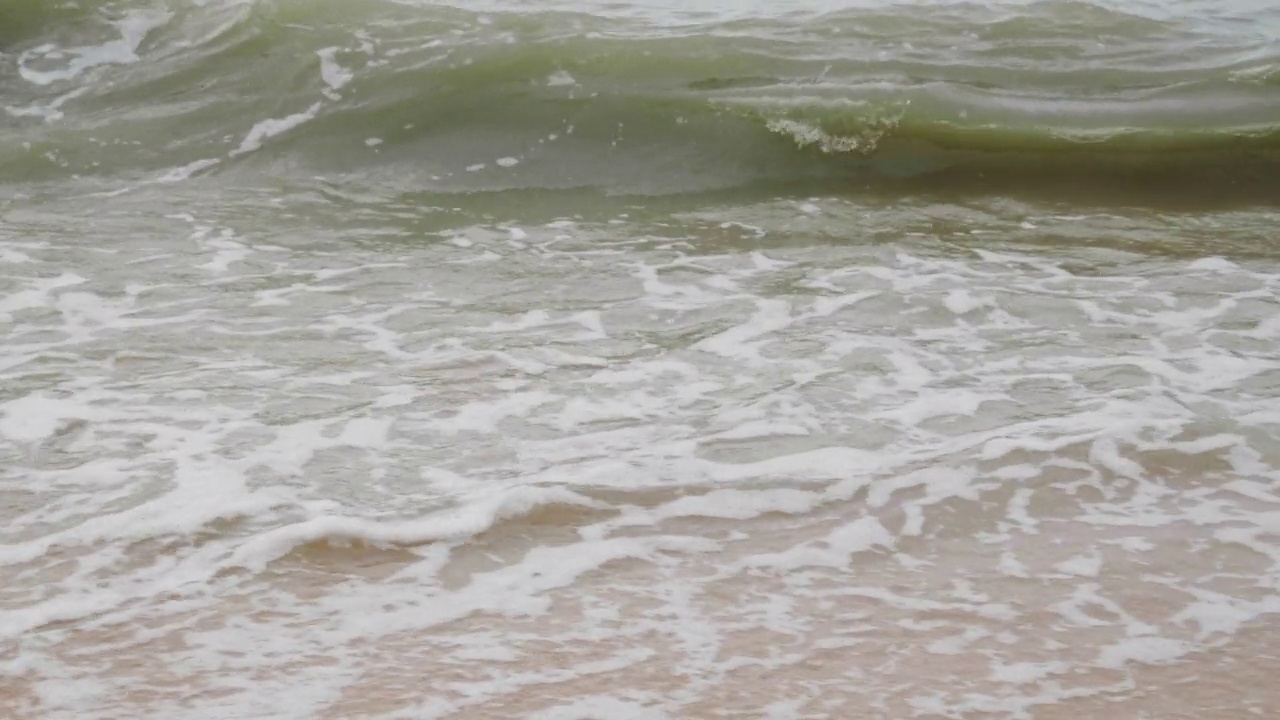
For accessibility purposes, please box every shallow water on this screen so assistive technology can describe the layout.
[2,1,1280,718]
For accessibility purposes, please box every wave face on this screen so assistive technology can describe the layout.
[2,0,1279,198]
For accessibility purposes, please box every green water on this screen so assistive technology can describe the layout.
[2,0,1278,206]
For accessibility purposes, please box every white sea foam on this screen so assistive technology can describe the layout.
[317,47,354,98]
[230,102,323,155]
[547,70,577,86]
[4,201,1280,719]
[154,158,220,183]
[16,10,172,87]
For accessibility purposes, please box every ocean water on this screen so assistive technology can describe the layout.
[2,0,1279,718]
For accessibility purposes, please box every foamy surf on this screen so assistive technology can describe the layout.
[4,194,1279,717]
